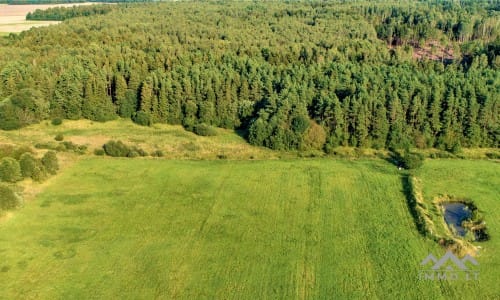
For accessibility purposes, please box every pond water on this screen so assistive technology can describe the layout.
[443,202,472,237]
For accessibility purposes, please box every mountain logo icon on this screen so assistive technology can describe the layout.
[421,250,478,271]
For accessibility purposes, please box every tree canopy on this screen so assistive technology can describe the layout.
[0,1,498,151]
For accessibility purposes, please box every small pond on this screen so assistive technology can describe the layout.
[443,202,472,237]
[443,202,489,241]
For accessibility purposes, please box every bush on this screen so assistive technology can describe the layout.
[448,142,462,155]
[51,118,63,126]
[135,147,148,157]
[401,152,425,170]
[103,140,147,158]
[94,148,105,156]
[485,152,499,159]
[19,152,46,182]
[34,142,59,151]
[56,144,67,152]
[0,145,34,160]
[193,123,217,136]
[61,141,77,151]
[429,151,454,159]
[19,152,38,178]
[103,140,130,157]
[13,146,34,160]
[47,141,87,154]
[132,111,152,126]
[41,151,59,175]
[151,150,164,157]
[76,145,87,155]
[0,183,20,210]
[127,151,140,158]
[0,157,22,183]
[54,134,64,141]
[31,164,47,182]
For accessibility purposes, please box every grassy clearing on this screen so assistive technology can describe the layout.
[414,160,500,292]
[0,119,278,160]
[415,160,499,239]
[1,158,498,298]
[2,119,496,162]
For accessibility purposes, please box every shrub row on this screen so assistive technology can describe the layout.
[390,150,425,170]
[35,139,87,154]
[401,152,425,170]
[0,145,33,160]
[0,151,59,183]
[100,140,164,158]
[103,140,146,158]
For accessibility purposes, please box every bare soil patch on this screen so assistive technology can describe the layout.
[389,40,455,62]
[412,41,454,62]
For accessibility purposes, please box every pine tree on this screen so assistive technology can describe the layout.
[182,100,198,130]
[387,95,407,149]
[157,79,169,122]
[113,73,128,113]
[371,103,389,149]
[139,78,153,114]
[168,80,183,125]
[198,101,216,125]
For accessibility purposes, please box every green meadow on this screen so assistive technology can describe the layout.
[0,119,279,160]
[0,1,498,298]
[1,158,498,299]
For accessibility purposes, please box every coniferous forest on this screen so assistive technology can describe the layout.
[0,1,498,151]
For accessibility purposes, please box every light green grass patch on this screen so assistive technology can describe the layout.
[1,158,498,298]
[415,159,500,286]
[0,119,278,160]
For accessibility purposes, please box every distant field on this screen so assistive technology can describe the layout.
[0,158,498,299]
[0,3,97,33]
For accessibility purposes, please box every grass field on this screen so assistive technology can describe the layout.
[415,159,500,290]
[1,158,498,299]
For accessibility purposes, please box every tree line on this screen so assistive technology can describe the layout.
[0,146,59,211]
[26,4,113,21]
[0,1,498,151]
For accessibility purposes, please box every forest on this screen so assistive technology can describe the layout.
[26,4,113,21]
[0,1,498,151]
